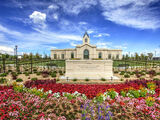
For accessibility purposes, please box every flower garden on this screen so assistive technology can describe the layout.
[0,79,160,120]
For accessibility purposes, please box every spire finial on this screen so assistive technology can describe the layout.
[83,31,89,38]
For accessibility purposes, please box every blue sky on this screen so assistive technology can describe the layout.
[0,0,160,56]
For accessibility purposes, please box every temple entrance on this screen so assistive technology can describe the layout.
[83,49,89,59]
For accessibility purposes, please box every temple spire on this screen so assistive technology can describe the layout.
[83,31,89,38]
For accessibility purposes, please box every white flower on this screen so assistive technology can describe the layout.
[53,92,60,98]
[48,90,52,94]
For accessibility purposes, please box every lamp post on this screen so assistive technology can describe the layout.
[15,45,18,71]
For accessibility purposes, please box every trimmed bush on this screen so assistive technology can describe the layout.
[59,70,63,74]
[11,72,17,80]
[8,70,12,73]
[101,78,106,81]
[0,73,7,77]
[130,72,134,75]
[56,78,60,82]
[114,71,119,74]
[72,78,77,82]
[85,78,89,81]
[120,71,125,75]
[156,72,160,75]
[36,72,40,76]
[0,78,7,84]
[25,72,29,76]
[124,74,130,78]
[153,78,160,81]
[16,78,23,82]
[51,73,56,77]
[31,77,38,81]
[120,78,124,81]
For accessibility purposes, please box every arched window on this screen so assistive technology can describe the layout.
[108,54,111,59]
[61,54,64,59]
[85,38,88,43]
[54,54,57,59]
[84,49,89,59]
[71,52,74,59]
[98,52,102,59]
[116,54,119,60]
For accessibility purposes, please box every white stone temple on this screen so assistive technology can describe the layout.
[51,32,122,60]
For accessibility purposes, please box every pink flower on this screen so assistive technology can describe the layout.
[57,116,66,120]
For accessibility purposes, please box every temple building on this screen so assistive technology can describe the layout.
[51,32,122,60]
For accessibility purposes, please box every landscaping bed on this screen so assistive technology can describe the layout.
[0,79,160,120]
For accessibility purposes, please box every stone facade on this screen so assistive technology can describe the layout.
[51,32,122,60]
[65,60,114,79]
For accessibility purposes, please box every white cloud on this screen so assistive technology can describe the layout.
[58,0,97,15]
[70,42,77,47]
[0,24,22,36]
[79,22,87,25]
[53,13,58,20]
[114,43,128,50]
[0,45,14,54]
[29,11,46,24]
[0,24,82,52]
[96,42,112,48]
[93,33,110,37]
[48,4,59,10]
[99,0,160,29]
[87,30,94,34]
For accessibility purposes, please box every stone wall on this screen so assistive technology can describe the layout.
[65,60,113,79]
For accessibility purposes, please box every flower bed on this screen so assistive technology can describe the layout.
[24,79,160,99]
[0,80,160,120]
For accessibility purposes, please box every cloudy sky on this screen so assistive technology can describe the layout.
[0,0,160,56]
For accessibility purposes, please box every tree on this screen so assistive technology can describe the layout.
[147,53,153,60]
[135,53,139,61]
[35,53,40,59]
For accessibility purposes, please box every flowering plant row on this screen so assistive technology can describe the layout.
[24,80,159,99]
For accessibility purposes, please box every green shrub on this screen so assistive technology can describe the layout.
[72,78,77,81]
[120,78,124,81]
[140,77,145,80]
[11,72,17,80]
[130,72,134,75]
[124,74,130,78]
[8,70,12,73]
[0,78,7,84]
[153,78,160,81]
[120,71,125,75]
[60,73,63,75]
[36,72,40,76]
[18,72,22,74]
[114,71,119,74]
[101,78,106,81]
[33,69,37,72]
[56,78,60,82]
[120,90,126,97]
[25,72,29,76]
[16,78,23,82]
[31,77,38,81]
[156,72,160,75]
[85,78,89,81]
[0,73,7,77]
[126,71,131,74]
[59,70,63,74]
[51,73,56,77]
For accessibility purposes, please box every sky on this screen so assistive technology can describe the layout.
[0,0,160,56]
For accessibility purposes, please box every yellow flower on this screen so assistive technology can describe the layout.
[96,92,103,97]
[146,96,155,102]
[13,81,17,86]
[108,88,115,92]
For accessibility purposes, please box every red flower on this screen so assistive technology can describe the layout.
[120,101,125,106]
